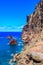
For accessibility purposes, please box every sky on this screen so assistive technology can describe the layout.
[0,0,40,32]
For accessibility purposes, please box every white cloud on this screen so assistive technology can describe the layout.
[0,26,6,29]
[0,25,24,32]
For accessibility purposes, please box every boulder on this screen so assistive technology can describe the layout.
[30,52,43,62]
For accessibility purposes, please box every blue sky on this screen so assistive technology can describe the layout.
[0,0,40,32]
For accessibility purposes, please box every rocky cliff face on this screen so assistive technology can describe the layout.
[22,0,43,43]
[14,0,43,65]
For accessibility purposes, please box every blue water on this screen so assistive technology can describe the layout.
[0,32,24,65]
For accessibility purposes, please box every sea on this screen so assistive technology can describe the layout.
[0,32,24,65]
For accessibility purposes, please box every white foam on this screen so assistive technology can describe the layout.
[18,44,21,46]
[11,53,14,56]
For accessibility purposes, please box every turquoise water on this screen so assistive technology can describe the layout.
[0,32,24,65]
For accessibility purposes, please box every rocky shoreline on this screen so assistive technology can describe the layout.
[14,0,43,65]
[14,40,43,65]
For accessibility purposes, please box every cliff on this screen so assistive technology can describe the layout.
[22,0,43,43]
[14,0,43,65]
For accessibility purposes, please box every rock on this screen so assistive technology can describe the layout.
[30,52,43,62]
[14,53,21,62]
[28,61,33,65]
[28,41,43,54]
[22,31,31,44]
[7,35,17,45]
[22,0,43,43]
[13,0,43,65]
[9,39,17,45]
[14,40,43,65]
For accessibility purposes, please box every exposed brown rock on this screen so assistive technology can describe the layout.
[7,35,17,45]
[22,0,43,43]
[9,39,17,45]
[14,40,43,65]
[13,0,43,65]
[30,52,43,62]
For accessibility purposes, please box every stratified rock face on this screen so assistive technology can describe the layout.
[22,0,43,43]
[13,0,43,65]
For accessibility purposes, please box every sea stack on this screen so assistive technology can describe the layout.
[7,35,17,45]
[9,39,17,45]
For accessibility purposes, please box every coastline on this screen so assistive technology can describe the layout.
[14,0,43,65]
[14,31,43,65]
